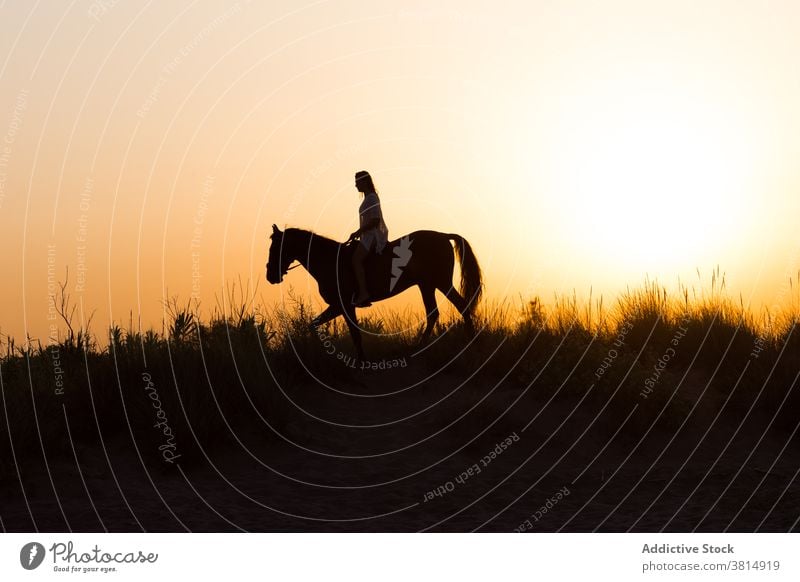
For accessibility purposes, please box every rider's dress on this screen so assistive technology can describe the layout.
[358,192,389,253]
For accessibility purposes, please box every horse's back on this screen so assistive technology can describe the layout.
[386,230,452,250]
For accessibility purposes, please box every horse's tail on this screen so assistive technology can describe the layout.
[448,234,483,315]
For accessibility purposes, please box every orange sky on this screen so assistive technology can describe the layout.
[1,0,799,344]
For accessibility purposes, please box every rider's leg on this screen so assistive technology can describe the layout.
[352,242,370,304]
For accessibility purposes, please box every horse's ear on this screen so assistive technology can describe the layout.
[272,224,280,234]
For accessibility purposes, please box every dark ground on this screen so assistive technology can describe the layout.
[2,331,798,532]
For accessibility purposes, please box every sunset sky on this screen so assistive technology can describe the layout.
[1,0,799,343]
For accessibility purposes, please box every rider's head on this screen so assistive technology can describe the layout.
[355,170,376,194]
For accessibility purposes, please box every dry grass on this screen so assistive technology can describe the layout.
[0,273,798,479]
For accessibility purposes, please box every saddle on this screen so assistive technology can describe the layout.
[342,238,407,298]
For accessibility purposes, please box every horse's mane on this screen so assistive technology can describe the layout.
[283,227,342,247]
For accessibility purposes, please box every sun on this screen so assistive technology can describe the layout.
[536,88,753,276]
[572,116,729,263]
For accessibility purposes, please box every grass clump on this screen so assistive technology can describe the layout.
[0,272,798,481]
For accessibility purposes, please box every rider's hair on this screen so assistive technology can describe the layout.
[355,170,377,194]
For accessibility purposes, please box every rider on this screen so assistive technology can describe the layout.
[348,170,389,307]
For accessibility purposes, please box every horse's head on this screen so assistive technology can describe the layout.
[265,224,291,284]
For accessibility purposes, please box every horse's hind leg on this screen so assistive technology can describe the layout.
[440,285,474,334]
[419,285,439,341]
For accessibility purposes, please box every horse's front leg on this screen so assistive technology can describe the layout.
[309,305,341,329]
[342,306,365,360]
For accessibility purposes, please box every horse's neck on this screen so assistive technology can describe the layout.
[293,231,341,280]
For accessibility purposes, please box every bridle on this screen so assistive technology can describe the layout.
[277,261,301,279]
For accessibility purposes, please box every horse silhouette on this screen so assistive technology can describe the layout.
[265,225,483,358]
